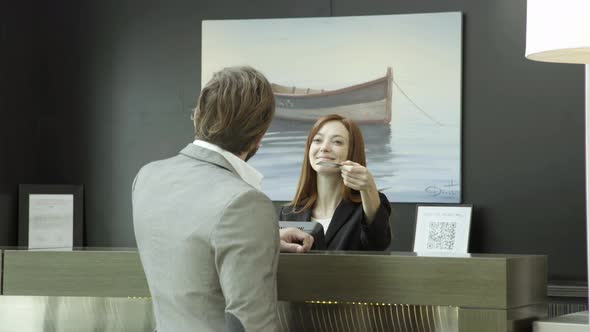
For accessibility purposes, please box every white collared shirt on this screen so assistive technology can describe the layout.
[193,139,264,191]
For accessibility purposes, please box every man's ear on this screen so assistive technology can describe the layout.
[191,108,199,128]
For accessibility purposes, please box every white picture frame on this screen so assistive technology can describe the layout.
[18,184,84,249]
[413,204,472,254]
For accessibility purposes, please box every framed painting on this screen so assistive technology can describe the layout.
[202,12,463,203]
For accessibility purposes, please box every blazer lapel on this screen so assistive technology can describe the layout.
[179,143,238,175]
[325,200,356,245]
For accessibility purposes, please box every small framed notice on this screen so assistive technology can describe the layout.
[18,184,84,249]
[413,204,472,254]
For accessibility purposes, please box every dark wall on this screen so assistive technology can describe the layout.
[37,1,84,185]
[333,1,586,282]
[1,0,586,282]
[0,1,46,245]
[70,0,331,246]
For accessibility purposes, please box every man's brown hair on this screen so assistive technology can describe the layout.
[193,66,275,155]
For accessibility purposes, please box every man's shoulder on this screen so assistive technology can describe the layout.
[137,153,184,173]
[137,152,224,181]
[224,185,272,210]
[134,152,269,205]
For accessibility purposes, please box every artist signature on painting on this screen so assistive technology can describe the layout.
[424,180,460,198]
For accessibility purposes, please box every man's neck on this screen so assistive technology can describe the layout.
[238,151,247,161]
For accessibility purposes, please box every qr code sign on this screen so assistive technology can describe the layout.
[427,221,456,250]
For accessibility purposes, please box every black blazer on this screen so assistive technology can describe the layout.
[279,193,391,251]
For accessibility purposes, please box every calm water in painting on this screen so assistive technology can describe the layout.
[249,117,460,203]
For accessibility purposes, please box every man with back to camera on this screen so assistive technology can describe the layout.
[132,66,314,332]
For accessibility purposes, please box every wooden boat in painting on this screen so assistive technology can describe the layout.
[271,67,393,124]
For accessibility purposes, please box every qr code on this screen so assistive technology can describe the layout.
[427,221,456,250]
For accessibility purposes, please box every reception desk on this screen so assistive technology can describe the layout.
[0,249,547,332]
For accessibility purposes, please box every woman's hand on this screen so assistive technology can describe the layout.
[341,161,381,223]
[340,161,377,192]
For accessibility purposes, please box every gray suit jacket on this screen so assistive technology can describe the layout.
[132,144,279,332]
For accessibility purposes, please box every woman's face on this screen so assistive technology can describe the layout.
[309,120,350,174]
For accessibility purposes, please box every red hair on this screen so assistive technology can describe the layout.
[288,114,367,212]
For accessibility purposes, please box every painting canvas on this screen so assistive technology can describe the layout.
[202,13,462,202]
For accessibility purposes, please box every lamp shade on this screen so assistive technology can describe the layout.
[525,0,590,64]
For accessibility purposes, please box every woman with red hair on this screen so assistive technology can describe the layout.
[280,114,391,250]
